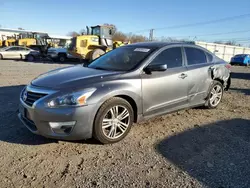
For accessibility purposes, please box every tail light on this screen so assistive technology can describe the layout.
[225,64,231,70]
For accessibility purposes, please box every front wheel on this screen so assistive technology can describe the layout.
[27,55,35,62]
[206,80,223,109]
[93,97,134,144]
[90,49,105,61]
[0,54,3,60]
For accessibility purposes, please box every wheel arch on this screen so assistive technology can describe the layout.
[114,95,138,123]
[92,90,141,124]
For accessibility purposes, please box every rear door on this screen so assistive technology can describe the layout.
[183,46,214,106]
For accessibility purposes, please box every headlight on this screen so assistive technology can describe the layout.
[48,88,96,107]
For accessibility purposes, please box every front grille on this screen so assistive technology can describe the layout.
[24,91,47,107]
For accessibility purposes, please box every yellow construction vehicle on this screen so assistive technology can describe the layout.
[18,32,48,47]
[17,32,51,55]
[2,35,18,47]
[68,25,129,61]
[113,40,130,48]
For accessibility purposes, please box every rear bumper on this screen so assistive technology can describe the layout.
[225,74,231,91]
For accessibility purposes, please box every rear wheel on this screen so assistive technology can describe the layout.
[90,49,105,61]
[58,54,67,63]
[93,97,134,144]
[0,54,3,60]
[206,80,223,109]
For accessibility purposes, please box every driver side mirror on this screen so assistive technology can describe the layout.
[144,64,167,74]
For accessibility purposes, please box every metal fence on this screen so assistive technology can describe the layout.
[195,41,250,62]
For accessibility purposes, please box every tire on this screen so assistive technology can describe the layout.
[93,97,134,144]
[27,55,35,62]
[0,54,3,60]
[90,48,105,61]
[58,54,67,63]
[206,80,224,109]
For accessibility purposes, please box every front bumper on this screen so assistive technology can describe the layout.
[18,86,98,140]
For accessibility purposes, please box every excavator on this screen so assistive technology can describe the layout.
[68,25,130,61]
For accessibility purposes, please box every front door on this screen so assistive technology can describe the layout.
[141,46,189,117]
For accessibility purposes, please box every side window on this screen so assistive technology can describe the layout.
[206,52,213,62]
[150,47,183,69]
[185,47,207,65]
[6,47,18,51]
[17,47,24,51]
[80,40,87,47]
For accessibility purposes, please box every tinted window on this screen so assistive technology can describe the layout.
[185,47,207,65]
[206,52,213,62]
[18,47,26,51]
[150,47,183,68]
[6,47,19,51]
[234,54,247,58]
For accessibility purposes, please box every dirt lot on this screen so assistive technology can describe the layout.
[0,60,250,188]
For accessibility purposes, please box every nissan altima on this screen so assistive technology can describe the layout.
[18,42,231,144]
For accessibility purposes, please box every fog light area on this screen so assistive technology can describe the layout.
[49,121,76,134]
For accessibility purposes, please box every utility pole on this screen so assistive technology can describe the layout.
[149,29,154,41]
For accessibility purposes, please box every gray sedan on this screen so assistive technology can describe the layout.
[0,46,39,61]
[18,42,231,144]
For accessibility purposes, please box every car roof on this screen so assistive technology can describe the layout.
[125,41,196,49]
[4,46,31,49]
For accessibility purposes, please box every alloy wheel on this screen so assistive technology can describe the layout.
[102,105,130,139]
[209,84,223,107]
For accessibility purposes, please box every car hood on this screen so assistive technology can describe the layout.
[31,65,122,89]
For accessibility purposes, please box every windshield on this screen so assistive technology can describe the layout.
[92,27,101,36]
[234,54,247,58]
[88,46,155,71]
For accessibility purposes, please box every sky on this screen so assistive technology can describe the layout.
[1,0,250,45]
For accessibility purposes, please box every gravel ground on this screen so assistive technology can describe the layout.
[0,60,250,188]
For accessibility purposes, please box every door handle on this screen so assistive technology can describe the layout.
[179,73,188,79]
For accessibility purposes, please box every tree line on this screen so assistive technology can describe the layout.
[67,23,245,47]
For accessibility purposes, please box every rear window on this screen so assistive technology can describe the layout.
[234,54,247,58]
[185,47,207,65]
[206,52,213,62]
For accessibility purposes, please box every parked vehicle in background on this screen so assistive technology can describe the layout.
[47,47,76,62]
[230,54,250,66]
[0,46,40,60]
[18,42,231,144]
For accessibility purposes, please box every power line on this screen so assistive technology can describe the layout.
[133,13,250,33]
[165,29,250,38]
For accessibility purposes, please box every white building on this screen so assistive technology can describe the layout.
[0,28,47,40]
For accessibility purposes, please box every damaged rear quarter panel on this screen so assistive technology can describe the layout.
[211,62,231,88]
